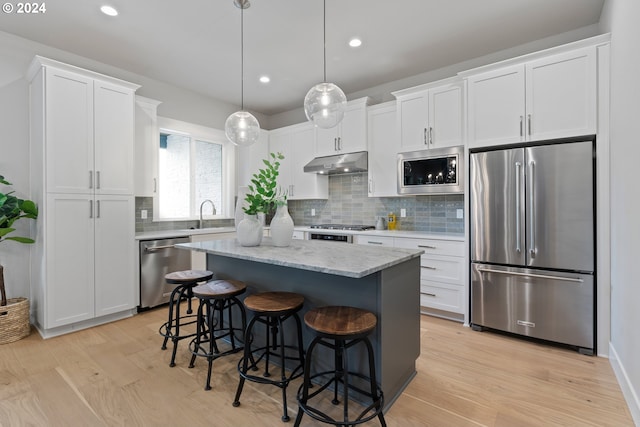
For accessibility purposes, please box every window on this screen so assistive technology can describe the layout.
[156,117,235,221]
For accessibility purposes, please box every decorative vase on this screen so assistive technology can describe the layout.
[236,213,263,247]
[234,186,250,228]
[270,202,294,247]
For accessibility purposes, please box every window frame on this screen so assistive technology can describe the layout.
[155,116,236,222]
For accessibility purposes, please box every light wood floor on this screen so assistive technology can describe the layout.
[0,309,633,426]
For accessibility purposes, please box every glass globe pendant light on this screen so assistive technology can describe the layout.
[303,0,347,129]
[225,0,260,147]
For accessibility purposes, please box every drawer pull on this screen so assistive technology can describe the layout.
[418,245,436,249]
[367,241,384,245]
[422,266,437,270]
[424,293,437,297]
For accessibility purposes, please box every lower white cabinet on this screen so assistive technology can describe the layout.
[38,194,135,331]
[357,234,465,319]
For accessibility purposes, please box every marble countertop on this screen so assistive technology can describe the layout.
[135,226,237,241]
[176,237,423,279]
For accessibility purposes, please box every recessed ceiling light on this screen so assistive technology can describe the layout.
[100,5,118,16]
[349,38,362,48]
[259,76,270,83]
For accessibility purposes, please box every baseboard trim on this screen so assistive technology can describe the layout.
[609,342,640,425]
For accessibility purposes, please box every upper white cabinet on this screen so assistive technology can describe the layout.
[28,56,139,335]
[466,46,596,147]
[269,122,328,200]
[393,80,463,152]
[367,102,398,197]
[134,96,161,197]
[236,129,270,188]
[314,97,370,157]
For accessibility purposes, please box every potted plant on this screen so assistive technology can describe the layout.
[236,152,285,246]
[0,175,38,344]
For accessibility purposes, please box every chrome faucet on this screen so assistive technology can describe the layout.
[199,199,216,229]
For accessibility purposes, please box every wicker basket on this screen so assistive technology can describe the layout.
[0,297,30,344]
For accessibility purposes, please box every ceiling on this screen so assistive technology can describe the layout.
[0,0,605,116]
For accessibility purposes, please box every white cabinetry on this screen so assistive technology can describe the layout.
[393,237,465,320]
[356,234,465,320]
[28,56,139,336]
[367,102,398,197]
[392,80,463,152]
[134,96,161,197]
[467,46,596,147]
[314,97,370,157]
[269,122,328,200]
[236,129,269,188]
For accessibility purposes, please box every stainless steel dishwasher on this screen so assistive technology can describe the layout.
[139,236,192,310]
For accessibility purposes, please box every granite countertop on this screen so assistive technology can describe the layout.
[176,237,423,279]
[135,226,237,241]
[296,227,464,241]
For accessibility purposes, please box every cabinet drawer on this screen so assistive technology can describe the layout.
[355,235,394,247]
[420,282,464,313]
[420,254,465,285]
[394,237,464,257]
[292,230,306,240]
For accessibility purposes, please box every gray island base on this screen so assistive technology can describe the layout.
[176,238,423,412]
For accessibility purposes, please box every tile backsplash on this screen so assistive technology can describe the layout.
[287,173,464,234]
[135,172,464,235]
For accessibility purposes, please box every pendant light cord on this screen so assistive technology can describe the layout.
[323,0,327,83]
[240,5,245,110]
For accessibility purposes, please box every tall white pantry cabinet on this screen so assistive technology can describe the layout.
[28,56,140,337]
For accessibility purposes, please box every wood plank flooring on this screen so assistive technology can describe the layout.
[0,309,633,426]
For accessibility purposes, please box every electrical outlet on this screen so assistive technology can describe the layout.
[400,208,406,217]
[456,209,463,219]
[311,208,316,216]
[141,209,148,219]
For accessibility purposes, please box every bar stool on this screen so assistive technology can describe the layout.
[159,269,213,367]
[188,279,247,390]
[294,306,386,427]
[233,291,306,422]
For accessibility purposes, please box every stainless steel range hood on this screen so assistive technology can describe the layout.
[303,151,368,175]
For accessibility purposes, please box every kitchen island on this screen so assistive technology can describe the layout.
[176,237,422,412]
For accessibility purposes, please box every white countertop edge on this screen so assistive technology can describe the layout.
[176,238,423,279]
[135,226,237,240]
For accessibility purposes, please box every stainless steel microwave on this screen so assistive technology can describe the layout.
[397,145,464,194]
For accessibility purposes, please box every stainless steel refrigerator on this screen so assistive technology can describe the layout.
[470,138,595,354]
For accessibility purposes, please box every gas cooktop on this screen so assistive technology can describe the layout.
[310,224,375,231]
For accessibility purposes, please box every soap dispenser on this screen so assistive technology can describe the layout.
[387,212,397,230]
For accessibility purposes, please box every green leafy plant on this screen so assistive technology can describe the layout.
[244,152,287,215]
[1,175,38,307]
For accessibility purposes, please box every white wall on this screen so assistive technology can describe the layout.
[600,0,640,423]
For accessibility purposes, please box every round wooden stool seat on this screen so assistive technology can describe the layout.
[304,306,377,337]
[192,279,247,299]
[165,269,213,284]
[244,291,304,315]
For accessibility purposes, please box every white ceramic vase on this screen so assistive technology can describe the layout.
[270,202,294,247]
[234,186,250,228]
[236,213,263,247]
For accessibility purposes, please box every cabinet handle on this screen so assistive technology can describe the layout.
[337,137,342,151]
[423,265,437,270]
[334,138,338,151]
[96,200,101,218]
[429,127,433,144]
[519,116,524,137]
[153,178,157,193]
[424,293,437,297]
[368,179,373,194]
[289,184,294,197]
[367,241,384,245]
[423,128,428,145]
[527,114,532,136]
[418,244,436,249]
[89,200,93,218]
[96,171,101,189]
[89,171,93,189]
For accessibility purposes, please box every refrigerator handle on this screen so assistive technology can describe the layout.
[529,160,536,258]
[515,162,522,253]
[477,267,584,283]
